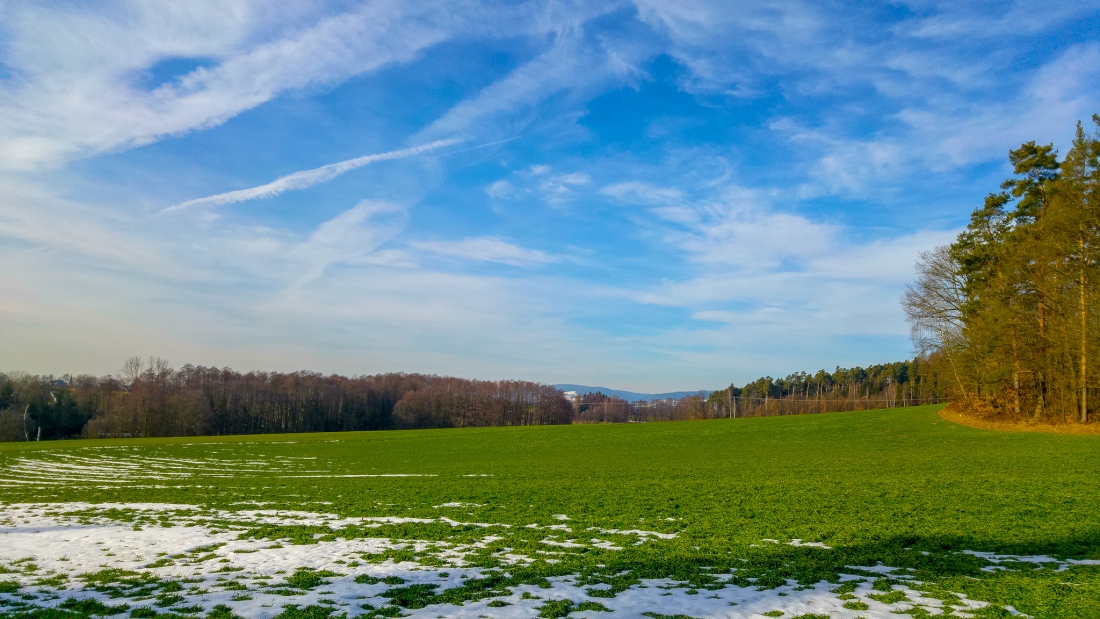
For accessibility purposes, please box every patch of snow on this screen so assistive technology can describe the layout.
[0,503,1016,619]
[589,539,623,551]
[789,539,832,549]
[592,527,677,539]
[540,538,585,548]
[846,563,902,574]
[963,550,1100,573]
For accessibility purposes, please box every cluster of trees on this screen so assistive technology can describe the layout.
[905,115,1100,422]
[570,358,950,423]
[707,358,950,417]
[391,377,572,428]
[0,357,572,441]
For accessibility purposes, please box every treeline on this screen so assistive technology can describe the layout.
[0,357,571,441]
[709,357,950,417]
[0,355,955,441]
[905,115,1100,422]
[573,358,950,423]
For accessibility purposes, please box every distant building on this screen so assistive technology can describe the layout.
[562,390,578,403]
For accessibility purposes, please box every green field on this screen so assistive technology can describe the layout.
[1,405,1099,618]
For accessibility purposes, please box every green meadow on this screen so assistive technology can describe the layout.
[2,405,1099,618]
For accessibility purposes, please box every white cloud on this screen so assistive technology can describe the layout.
[412,10,651,148]
[418,36,592,141]
[630,0,1100,204]
[556,172,591,185]
[409,237,557,267]
[0,1,624,171]
[539,171,591,205]
[755,41,1100,201]
[632,0,835,94]
[0,2,455,169]
[894,43,1100,168]
[896,2,1092,40]
[488,165,595,206]
[594,178,961,348]
[163,139,461,212]
[0,175,191,278]
[289,200,408,287]
[601,181,684,204]
[779,130,903,197]
[485,179,514,199]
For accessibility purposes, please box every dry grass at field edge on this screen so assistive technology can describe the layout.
[939,401,1100,434]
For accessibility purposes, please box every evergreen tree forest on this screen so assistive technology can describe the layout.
[904,115,1100,423]
[573,357,948,424]
[705,358,949,418]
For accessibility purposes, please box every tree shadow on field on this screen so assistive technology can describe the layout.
[598,529,1100,581]
[600,532,1100,619]
[836,530,1100,572]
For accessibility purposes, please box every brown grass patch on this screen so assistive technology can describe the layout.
[938,402,1100,435]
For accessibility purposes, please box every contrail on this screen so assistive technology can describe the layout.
[162,138,463,213]
[434,135,521,156]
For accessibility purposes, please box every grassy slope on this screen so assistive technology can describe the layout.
[2,404,1099,617]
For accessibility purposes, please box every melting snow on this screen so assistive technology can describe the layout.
[963,550,1100,572]
[789,539,832,549]
[0,503,1002,618]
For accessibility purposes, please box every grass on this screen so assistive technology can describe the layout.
[939,403,1100,434]
[280,569,336,591]
[2,404,1100,617]
[535,599,610,617]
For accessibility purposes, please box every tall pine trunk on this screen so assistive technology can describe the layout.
[1035,301,1046,419]
[1011,325,1021,416]
[1081,229,1088,422]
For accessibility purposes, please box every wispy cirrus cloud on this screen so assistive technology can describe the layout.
[0,1,621,171]
[485,179,515,199]
[600,181,685,205]
[412,15,649,147]
[894,2,1092,40]
[539,172,591,206]
[163,139,462,212]
[484,165,594,207]
[410,237,558,267]
[0,2,452,169]
[288,200,408,288]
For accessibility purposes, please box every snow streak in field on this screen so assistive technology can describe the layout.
[0,503,996,618]
[0,451,322,486]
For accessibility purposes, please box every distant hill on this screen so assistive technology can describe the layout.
[553,384,711,402]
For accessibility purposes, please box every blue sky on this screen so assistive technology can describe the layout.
[1,1,1098,391]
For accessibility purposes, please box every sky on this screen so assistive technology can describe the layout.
[1,1,1099,391]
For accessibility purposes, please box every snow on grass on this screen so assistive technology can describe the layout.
[962,550,1100,572]
[0,451,328,486]
[592,528,678,540]
[789,539,832,549]
[0,503,993,619]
